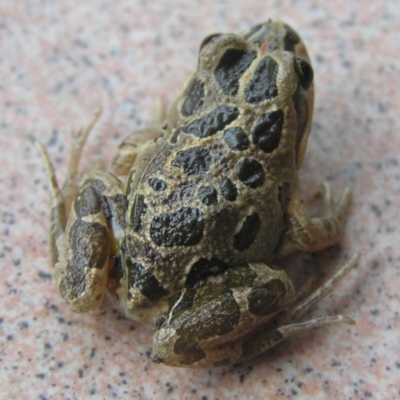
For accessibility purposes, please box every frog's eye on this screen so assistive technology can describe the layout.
[295,58,314,91]
[199,33,222,51]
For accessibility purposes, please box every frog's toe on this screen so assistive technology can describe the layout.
[313,182,352,221]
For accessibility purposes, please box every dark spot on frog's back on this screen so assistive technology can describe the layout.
[219,177,237,201]
[215,49,257,96]
[126,259,168,302]
[236,158,265,188]
[171,147,212,176]
[198,186,218,206]
[181,79,205,116]
[245,56,279,104]
[223,127,249,151]
[185,257,229,287]
[172,105,239,142]
[150,207,204,247]
[148,177,167,192]
[233,212,261,252]
[251,110,284,153]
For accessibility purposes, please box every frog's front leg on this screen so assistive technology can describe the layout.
[111,127,164,175]
[55,172,125,312]
[152,255,359,368]
[38,115,125,312]
[282,182,351,256]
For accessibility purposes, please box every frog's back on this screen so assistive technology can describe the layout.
[124,21,312,300]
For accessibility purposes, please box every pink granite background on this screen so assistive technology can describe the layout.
[1,1,399,398]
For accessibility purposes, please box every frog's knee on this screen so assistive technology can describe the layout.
[152,267,294,367]
[150,285,238,367]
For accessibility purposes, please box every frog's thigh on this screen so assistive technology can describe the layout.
[56,171,124,313]
[284,182,351,255]
[112,127,163,175]
[152,263,295,368]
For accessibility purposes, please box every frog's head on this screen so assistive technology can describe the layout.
[239,20,315,169]
[196,20,314,169]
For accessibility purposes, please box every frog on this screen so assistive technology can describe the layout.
[38,20,359,368]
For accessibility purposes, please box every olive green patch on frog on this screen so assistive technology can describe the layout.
[172,289,240,364]
[230,265,259,286]
[247,279,287,316]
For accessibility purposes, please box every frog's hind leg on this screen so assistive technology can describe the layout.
[37,112,125,313]
[282,182,352,256]
[152,262,296,368]
[152,254,359,368]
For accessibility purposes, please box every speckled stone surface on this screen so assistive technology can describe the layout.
[1,1,399,399]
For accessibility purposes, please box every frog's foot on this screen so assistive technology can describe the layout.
[152,254,359,368]
[111,127,164,175]
[282,182,352,256]
[37,112,125,313]
[241,253,359,363]
[37,111,101,230]
[61,110,102,212]
[112,98,166,175]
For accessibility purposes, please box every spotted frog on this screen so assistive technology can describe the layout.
[39,20,359,368]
